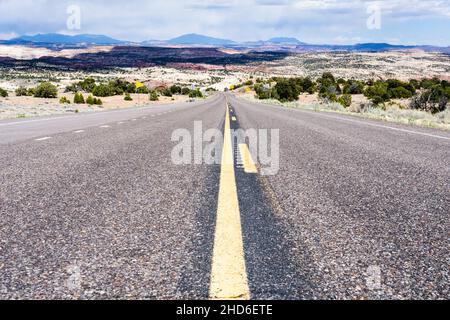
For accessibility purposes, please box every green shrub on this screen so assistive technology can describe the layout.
[27,88,35,96]
[254,83,277,100]
[181,87,191,95]
[161,88,173,97]
[0,88,8,97]
[390,87,414,99]
[149,90,159,101]
[59,96,71,104]
[125,82,136,94]
[316,73,341,102]
[79,78,96,92]
[189,89,203,98]
[15,87,28,96]
[170,85,182,95]
[93,97,102,105]
[86,95,95,105]
[74,92,85,104]
[409,79,420,90]
[364,82,390,105]
[92,84,114,97]
[84,95,103,105]
[124,93,133,101]
[343,80,364,95]
[319,92,338,102]
[299,77,316,94]
[320,72,336,84]
[419,78,441,89]
[337,94,352,108]
[274,78,301,102]
[65,83,80,93]
[66,78,96,93]
[410,85,449,114]
[107,79,133,94]
[34,82,58,98]
[136,85,149,94]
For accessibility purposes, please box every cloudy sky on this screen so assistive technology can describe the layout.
[0,0,449,45]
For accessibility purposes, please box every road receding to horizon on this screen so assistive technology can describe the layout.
[0,93,448,299]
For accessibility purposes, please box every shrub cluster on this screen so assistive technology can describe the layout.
[161,88,173,97]
[253,73,449,112]
[410,79,450,114]
[59,96,71,104]
[33,82,58,98]
[65,78,205,101]
[86,95,103,105]
[158,85,203,98]
[364,79,416,105]
[188,89,204,98]
[15,82,58,98]
[74,92,85,104]
[66,78,149,97]
[15,87,32,96]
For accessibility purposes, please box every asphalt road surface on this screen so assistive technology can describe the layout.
[0,93,448,300]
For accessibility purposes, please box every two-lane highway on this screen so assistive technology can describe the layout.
[0,93,448,299]
[0,96,225,299]
[228,94,449,299]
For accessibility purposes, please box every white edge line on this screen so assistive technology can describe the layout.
[35,137,52,141]
[0,94,220,127]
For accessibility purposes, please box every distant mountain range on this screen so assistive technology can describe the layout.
[3,33,125,46]
[1,33,449,53]
[167,33,237,46]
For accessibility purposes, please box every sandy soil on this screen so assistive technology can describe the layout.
[0,45,114,60]
[0,93,193,120]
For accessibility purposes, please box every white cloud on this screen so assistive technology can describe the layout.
[0,0,448,45]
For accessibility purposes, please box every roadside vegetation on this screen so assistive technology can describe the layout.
[149,90,159,101]
[0,87,8,97]
[65,77,204,102]
[2,78,203,117]
[86,95,103,105]
[236,73,450,130]
[15,82,58,98]
[59,97,71,104]
[33,82,58,98]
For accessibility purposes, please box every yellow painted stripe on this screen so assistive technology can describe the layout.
[239,144,258,174]
[209,102,250,300]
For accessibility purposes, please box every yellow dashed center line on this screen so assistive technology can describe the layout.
[239,144,258,174]
[209,102,250,300]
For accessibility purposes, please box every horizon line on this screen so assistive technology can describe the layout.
[4,32,450,48]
